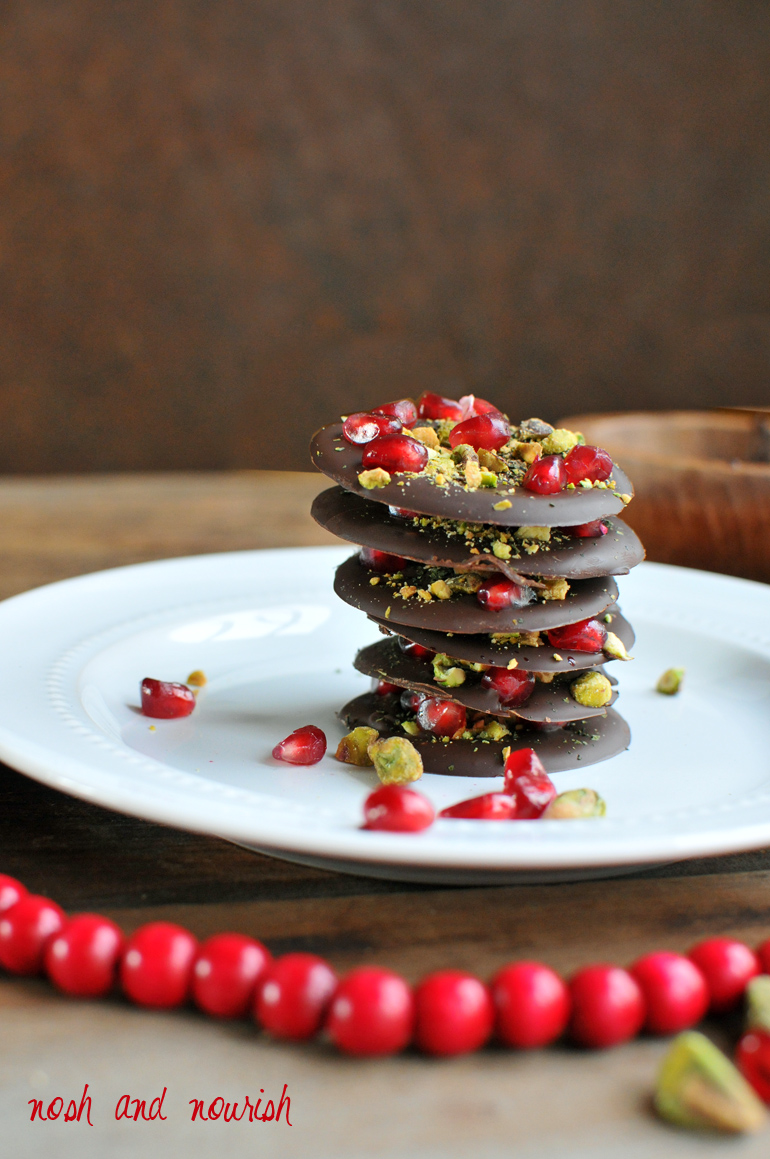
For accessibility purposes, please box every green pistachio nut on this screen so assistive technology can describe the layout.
[541,428,580,455]
[368,736,424,785]
[476,719,510,742]
[492,540,512,559]
[479,469,498,488]
[358,468,391,490]
[401,720,420,736]
[654,1031,766,1134]
[448,572,483,594]
[432,653,467,688]
[571,671,613,708]
[543,788,606,819]
[450,443,478,464]
[335,726,378,767]
[657,667,685,695]
[603,631,632,661]
[745,975,770,1035]
[514,525,551,542]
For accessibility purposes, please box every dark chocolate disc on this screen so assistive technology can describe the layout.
[312,486,645,579]
[339,691,631,776]
[310,424,634,526]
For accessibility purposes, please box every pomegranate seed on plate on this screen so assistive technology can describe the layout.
[546,618,608,653]
[629,951,709,1035]
[564,519,609,538]
[325,966,414,1055]
[255,953,337,1040]
[416,698,466,737]
[374,680,401,697]
[0,895,66,975]
[373,398,418,424]
[361,433,429,474]
[447,413,511,451]
[359,546,408,572]
[563,444,613,484]
[476,576,529,611]
[414,970,494,1056]
[522,454,567,494]
[688,938,760,1013]
[192,933,272,1019]
[397,636,435,660]
[481,666,535,707]
[491,961,571,1048]
[569,964,645,1048]
[120,921,198,1009]
[44,913,124,998]
[0,874,26,913]
[439,793,516,820]
[736,1032,770,1102]
[503,748,556,817]
[272,725,327,765]
[416,392,464,422]
[140,678,196,719]
[342,412,402,444]
[363,784,435,832]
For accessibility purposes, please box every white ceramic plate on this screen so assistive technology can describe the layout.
[0,547,769,885]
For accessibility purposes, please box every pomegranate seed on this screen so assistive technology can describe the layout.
[256,953,337,1041]
[373,398,418,424]
[755,937,770,975]
[363,784,435,832]
[342,411,402,444]
[492,961,571,1048]
[439,793,517,820]
[563,444,613,485]
[361,433,428,474]
[522,454,567,494]
[400,688,428,712]
[120,921,198,1009]
[481,666,535,707]
[503,748,556,817]
[564,520,609,538]
[0,874,26,913]
[416,391,464,422]
[546,618,608,653]
[388,505,419,518]
[458,394,502,419]
[325,966,414,1056]
[447,414,511,452]
[359,546,408,572]
[140,678,196,719]
[629,952,709,1035]
[375,680,401,697]
[272,725,327,765]
[192,933,272,1019]
[476,576,529,611]
[569,964,646,1048]
[0,895,66,975]
[414,970,494,1056]
[416,698,466,737]
[688,938,760,1013]
[44,914,125,998]
[736,1031,770,1102]
[397,636,435,661]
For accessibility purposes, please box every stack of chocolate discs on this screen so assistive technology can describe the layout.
[310,395,644,778]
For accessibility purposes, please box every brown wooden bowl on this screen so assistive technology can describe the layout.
[558,410,770,583]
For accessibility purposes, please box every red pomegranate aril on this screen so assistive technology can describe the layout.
[363,785,435,833]
[256,953,338,1040]
[388,505,419,519]
[414,970,494,1056]
[342,411,402,444]
[44,914,125,998]
[0,874,26,913]
[565,520,609,538]
[503,748,556,818]
[522,455,567,495]
[569,964,645,1049]
[492,961,571,1049]
[400,688,427,712]
[416,697,466,737]
[397,636,435,660]
[736,1031,770,1103]
[373,398,418,425]
[439,793,516,821]
[192,933,272,1019]
[0,895,66,975]
[688,938,760,1013]
[325,966,414,1056]
[140,678,196,719]
[546,618,608,653]
[375,679,401,697]
[476,576,529,611]
[755,937,770,975]
[447,414,511,452]
[563,444,613,485]
[361,433,429,474]
[120,921,198,1009]
[629,951,709,1036]
[272,725,327,765]
[459,394,501,419]
[416,391,464,422]
[481,666,535,707]
[359,546,408,572]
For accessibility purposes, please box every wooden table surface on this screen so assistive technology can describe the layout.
[2,470,770,1159]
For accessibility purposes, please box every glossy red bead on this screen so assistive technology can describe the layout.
[481,666,535,707]
[476,576,530,611]
[688,938,760,1012]
[754,936,770,975]
[458,394,501,419]
[522,455,567,495]
[736,1031,770,1103]
[416,697,466,737]
[44,913,125,998]
[629,951,709,1035]
[0,874,27,913]
[192,933,272,1019]
[503,748,556,818]
[361,433,429,474]
[565,520,608,538]
[447,414,510,452]
[439,793,516,821]
[563,444,613,484]
[140,677,196,719]
[416,391,464,422]
[359,546,408,572]
[373,398,418,425]
[546,618,608,653]
[325,966,414,1056]
[272,725,327,765]
[414,970,494,1056]
[342,411,402,444]
[491,961,571,1048]
[120,921,198,1009]
[401,688,428,712]
[363,785,435,833]
[0,895,66,975]
[397,636,435,660]
[374,680,401,697]
[256,953,338,1040]
[569,964,645,1048]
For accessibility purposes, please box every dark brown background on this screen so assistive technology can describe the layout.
[1,0,768,473]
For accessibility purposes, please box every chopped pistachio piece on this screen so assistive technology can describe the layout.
[541,428,580,455]
[745,976,770,1034]
[513,441,542,464]
[540,576,570,601]
[450,443,478,463]
[477,448,505,471]
[186,670,207,688]
[358,467,391,489]
[618,492,632,505]
[432,653,467,688]
[492,499,512,511]
[506,658,519,670]
[543,788,606,819]
[335,726,378,766]
[368,736,423,785]
[476,719,510,741]
[514,525,551,542]
[492,539,512,559]
[464,459,482,489]
[604,631,632,661]
[448,572,483,594]
[657,667,685,695]
[479,469,498,488]
[571,670,613,707]
[428,579,452,600]
[517,417,554,440]
[654,1031,766,1134]
[369,576,380,585]
[401,720,420,736]
[409,426,440,449]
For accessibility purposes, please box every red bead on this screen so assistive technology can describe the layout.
[481,666,535,707]
[363,785,435,832]
[373,398,418,425]
[458,394,501,419]
[736,1031,770,1103]
[563,444,613,485]
[359,546,408,572]
[44,913,124,998]
[754,937,770,975]
[522,455,567,494]
[401,688,428,712]
[120,922,198,1009]
[629,951,709,1035]
[272,725,327,765]
[491,961,571,1048]
[361,433,429,474]
[374,680,401,697]
[569,964,645,1048]
[688,938,760,1012]
[546,618,608,653]
[439,793,516,820]
[416,391,464,422]
[140,678,196,719]
[447,414,511,452]
[397,636,434,660]
[476,576,530,611]
[342,411,402,444]
[0,895,66,975]
[325,966,414,1056]
[0,874,26,913]
[192,933,272,1019]
[388,504,420,518]
[414,970,494,1056]
[416,697,466,737]
[256,953,338,1040]
[564,520,608,538]
[503,748,556,818]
